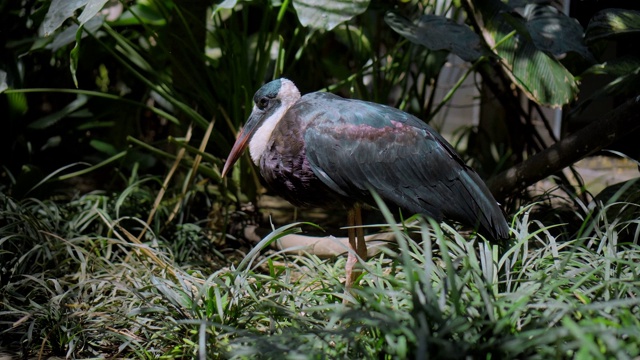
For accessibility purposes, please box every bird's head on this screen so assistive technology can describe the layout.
[221,78,301,177]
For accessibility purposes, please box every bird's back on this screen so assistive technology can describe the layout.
[296,92,509,241]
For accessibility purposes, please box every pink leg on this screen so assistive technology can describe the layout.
[354,204,367,261]
[344,204,368,299]
[345,207,358,290]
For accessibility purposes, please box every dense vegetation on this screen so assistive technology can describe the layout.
[1,0,639,358]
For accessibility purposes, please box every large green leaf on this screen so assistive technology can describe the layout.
[46,16,104,52]
[77,0,108,25]
[385,12,488,62]
[42,0,87,36]
[42,0,108,36]
[570,57,640,116]
[585,8,640,44]
[583,56,640,77]
[472,0,578,108]
[523,4,594,62]
[292,0,370,31]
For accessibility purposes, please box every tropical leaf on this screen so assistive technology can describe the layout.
[585,8,640,44]
[471,0,578,108]
[42,0,108,37]
[385,12,488,62]
[77,0,108,25]
[583,56,640,77]
[523,4,594,62]
[569,57,640,116]
[42,0,88,36]
[46,16,104,52]
[569,8,640,116]
[292,0,370,31]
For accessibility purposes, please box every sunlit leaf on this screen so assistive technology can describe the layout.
[585,8,640,44]
[582,56,640,77]
[42,0,88,36]
[471,0,578,108]
[77,0,108,25]
[213,0,237,15]
[570,57,640,116]
[292,0,370,31]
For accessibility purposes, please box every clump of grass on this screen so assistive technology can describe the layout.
[0,185,223,358]
[2,182,640,359]
[216,203,640,359]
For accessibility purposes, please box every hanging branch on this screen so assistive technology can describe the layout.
[489,96,640,200]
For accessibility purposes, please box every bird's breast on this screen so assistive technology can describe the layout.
[259,123,348,209]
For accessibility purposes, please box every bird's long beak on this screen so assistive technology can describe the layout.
[221,111,261,178]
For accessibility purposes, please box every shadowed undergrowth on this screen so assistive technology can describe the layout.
[1,184,639,359]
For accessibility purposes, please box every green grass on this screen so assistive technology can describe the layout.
[1,182,640,359]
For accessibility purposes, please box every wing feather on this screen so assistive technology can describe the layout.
[299,93,508,240]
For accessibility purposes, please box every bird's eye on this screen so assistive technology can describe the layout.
[257,97,269,110]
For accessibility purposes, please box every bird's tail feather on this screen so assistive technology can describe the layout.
[451,171,510,241]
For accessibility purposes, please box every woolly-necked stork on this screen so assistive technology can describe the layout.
[221,78,509,287]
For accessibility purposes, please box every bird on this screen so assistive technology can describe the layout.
[221,78,510,288]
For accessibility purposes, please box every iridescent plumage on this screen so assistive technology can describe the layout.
[222,78,509,289]
[223,79,509,241]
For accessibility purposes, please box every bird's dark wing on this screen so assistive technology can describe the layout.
[300,93,509,240]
